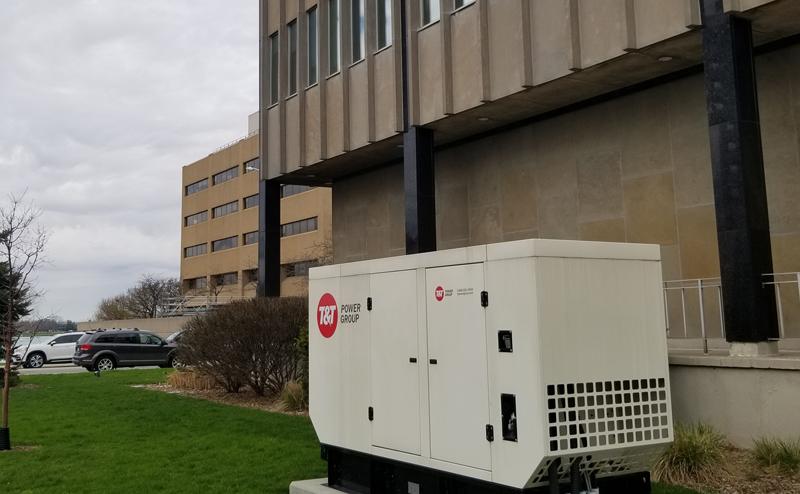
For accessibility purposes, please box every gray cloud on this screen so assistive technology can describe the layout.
[0,0,258,320]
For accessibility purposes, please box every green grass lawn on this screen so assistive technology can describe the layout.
[0,369,700,493]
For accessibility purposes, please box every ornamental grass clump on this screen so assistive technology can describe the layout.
[652,423,726,485]
[751,437,800,474]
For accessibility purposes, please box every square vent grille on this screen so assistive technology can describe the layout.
[546,378,670,453]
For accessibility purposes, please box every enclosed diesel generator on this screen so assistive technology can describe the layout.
[308,239,672,494]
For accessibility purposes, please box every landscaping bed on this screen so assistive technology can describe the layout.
[0,369,700,493]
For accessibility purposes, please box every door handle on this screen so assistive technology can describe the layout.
[409,357,417,363]
[429,359,438,365]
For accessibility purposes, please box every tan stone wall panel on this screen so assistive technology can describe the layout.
[374,48,398,140]
[622,172,677,244]
[286,96,301,172]
[486,0,524,99]
[577,0,627,68]
[325,74,345,157]
[417,25,444,124]
[619,87,673,179]
[577,150,624,223]
[632,0,690,48]
[530,0,574,84]
[677,205,720,279]
[579,218,626,243]
[305,86,322,164]
[450,6,483,113]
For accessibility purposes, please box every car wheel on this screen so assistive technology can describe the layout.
[95,356,116,372]
[169,355,184,369]
[26,352,46,369]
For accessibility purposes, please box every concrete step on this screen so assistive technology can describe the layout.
[289,479,339,494]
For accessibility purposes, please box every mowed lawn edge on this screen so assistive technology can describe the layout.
[0,370,325,494]
[0,369,699,494]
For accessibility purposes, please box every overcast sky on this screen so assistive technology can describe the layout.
[0,1,258,321]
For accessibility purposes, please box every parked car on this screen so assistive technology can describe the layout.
[18,332,85,368]
[72,329,178,371]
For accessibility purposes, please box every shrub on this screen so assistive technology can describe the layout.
[652,423,726,485]
[167,369,217,391]
[179,297,308,396]
[0,366,20,388]
[751,437,800,473]
[281,380,307,411]
[295,326,309,401]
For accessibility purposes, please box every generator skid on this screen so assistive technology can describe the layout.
[309,239,672,494]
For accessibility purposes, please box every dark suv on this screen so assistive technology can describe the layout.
[72,330,178,371]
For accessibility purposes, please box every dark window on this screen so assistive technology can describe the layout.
[139,334,162,345]
[244,269,258,284]
[243,157,260,174]
[184,210,208,227]
[329,0,340,74]
[184,244,207,258]
[185,178,208,196]
[270,31,279,104]
[212,167,238,186]
[280,184,312,197]
[288,20,298,95]
[454,0,474,8]
[284,260,316,278]
[116,334,139,344]
[281,217,318,237]
[244,194,259,209]
[377,0,392,50]
[95,335,114,343]
[421,0,439,25]
[186,277,207,290]
[243,231,258,245]
[212,201,239,218]
[307,7,318,85]
[213,272,238,286]
[212,236,238,252]
[52,334,81,344]
[351,0,365,62]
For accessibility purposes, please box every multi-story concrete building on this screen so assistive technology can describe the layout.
[257,0,800,453]
[180,120,331,299]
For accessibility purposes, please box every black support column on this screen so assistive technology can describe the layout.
[700,0,778,343]
[403,126,436,254]
[257,179,282,297]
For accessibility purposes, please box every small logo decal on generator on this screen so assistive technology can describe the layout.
[317,292,339,338]
[435,286,445,302]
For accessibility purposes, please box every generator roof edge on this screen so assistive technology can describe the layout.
[308,239,660,279]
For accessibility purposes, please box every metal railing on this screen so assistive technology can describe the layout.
[663,272,800,353]
[663,278,724,354]
[762,272,800,339]
[160,295,252,317]
[210,129,259,155]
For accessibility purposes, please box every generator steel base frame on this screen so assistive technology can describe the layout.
[323,445,652,494]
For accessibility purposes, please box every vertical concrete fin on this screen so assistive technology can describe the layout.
[625,0,638,51]
[441,0,455,115]
[478,0,491,102]
[520,0,534,88]
[319,0,329,160]
[366,0,377,142]
[298,0,307,167]
[279,0,288,174]
[341,0,352,152]
[393,0,405,132]
[569,0,583,71]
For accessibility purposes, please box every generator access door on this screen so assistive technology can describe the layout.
[370,270,421,455]
[425,263,491,471]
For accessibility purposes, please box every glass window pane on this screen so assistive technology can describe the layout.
[288,21,298,95]
[421,0,439,25]
[351,0,364,62]
[308,7,318,85]
[377,0,392,49]
[329,0,340,74]
[270,32,279,104]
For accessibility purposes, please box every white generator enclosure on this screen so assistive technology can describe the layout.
[309,239,672,491]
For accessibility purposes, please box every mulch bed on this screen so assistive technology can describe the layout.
[675,446,800,494]
[137,383,308,417]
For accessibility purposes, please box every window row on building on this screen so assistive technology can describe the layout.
[185,186,313,227]
[184,157,261,197]
[275,0,461,104]
[185,260,315,291]
[184,194,259,227]
[184,218,319,259]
